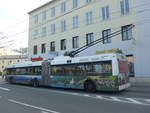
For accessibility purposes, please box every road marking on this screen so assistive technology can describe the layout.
[8,99,60,113]
[144,99,150,102]
[69,92,80,96]
[83,94,90,97]
[126,98,143,104]
[7,85,150,106]
[41,111,51,113]
[0,87,10,91]
[96,95,103,99]
[110,97,121,102]
[39,89,150,106]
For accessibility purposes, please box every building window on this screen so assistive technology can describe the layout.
[51,7,55,17]
[122,25,132,41]
[51,24,56,34]
[33,45,38,55]
[61,2,66,13]
[73,0,78,8]
[34,15,38,24]
[33,29,39,38]
[86,0,92,3]
[86,11,93,25]
[102,6,110,20]
[50,41,55,52]
[120,0,130,15]
[72,16,78,29]
[61,20,66,32]
[42,27,47,37]
[41,43,46,54]
[72,36,79,49]
[86,33,94,45]
[61,39,66,50]
[102,29,111,44]
[42,11,46,21]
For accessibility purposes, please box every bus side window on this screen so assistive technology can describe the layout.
[83,62,112,76]
[33,67,41,75]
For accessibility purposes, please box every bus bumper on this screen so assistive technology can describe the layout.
[119,83,131,91]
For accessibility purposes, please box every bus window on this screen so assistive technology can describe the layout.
[9,68,16,75]
[51,65,84,76]
[51,61,112,76]
[19,68,26,75]
[85,61,112,76]
[6,67,42,75]
[33,66,41,75]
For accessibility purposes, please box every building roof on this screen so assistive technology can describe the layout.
[0,47,22,56]
[28,0,57,14]
[0,55,28,59]
[6,61,42,68]
[51,53,117,65]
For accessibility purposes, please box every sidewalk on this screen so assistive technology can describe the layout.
[0,76,5,82]
[130,77,150,87]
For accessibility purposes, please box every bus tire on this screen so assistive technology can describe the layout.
[9,77,15,84]
[32,79,39,87]
[84,80,96,93]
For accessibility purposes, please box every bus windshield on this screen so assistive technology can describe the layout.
[118,60,129,75]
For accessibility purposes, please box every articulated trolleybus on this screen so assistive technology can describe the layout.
[5,53,130,92]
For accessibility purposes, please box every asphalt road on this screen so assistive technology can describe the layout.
[0,78,150,113]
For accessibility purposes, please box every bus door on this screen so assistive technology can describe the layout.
[41,61,51,86]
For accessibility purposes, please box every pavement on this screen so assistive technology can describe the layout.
[130,77,150,87]
[0,77,150,113]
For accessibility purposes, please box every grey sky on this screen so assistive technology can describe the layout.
[0,0,51,49]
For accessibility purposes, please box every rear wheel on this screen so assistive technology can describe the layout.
[32,79,39,87]
[84,80,96,93]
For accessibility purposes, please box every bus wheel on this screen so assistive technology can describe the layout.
[32,79,39,87]
[9,77,14,84]
[84,80,96,93]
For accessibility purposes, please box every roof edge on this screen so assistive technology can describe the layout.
[28,0,56,14]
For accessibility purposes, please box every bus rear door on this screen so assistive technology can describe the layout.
[42,61,51,86]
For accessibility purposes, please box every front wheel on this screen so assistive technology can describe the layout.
[9,77,15,84]
[84,81,96,93]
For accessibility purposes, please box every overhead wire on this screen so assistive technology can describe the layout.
[1,1,150,48]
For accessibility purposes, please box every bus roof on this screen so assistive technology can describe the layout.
[6,61,42,69]
[51,53,119,65]
[6,53,124,68]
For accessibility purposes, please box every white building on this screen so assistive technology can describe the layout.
[0,55,28,75]
[28,0,150,77]
[0,47,21,56]
[0,47,29,75]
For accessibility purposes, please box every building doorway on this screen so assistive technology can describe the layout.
[126,55,135,77]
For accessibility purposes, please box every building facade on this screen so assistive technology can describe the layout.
[0,47,22,56]
[0,47,28,75]
[28,0,150,77]
[0,55,28,75]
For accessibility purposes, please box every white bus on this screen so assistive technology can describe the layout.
[5,53,130,92]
